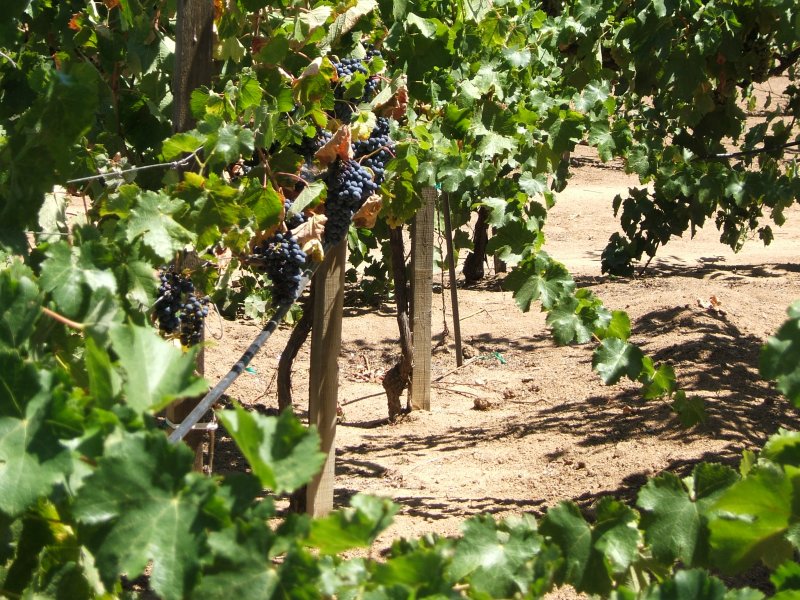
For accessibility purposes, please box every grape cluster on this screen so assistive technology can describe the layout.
[333,57,368,78]
[297,129,332,162]
[251,233,307,305]
[284,199,307,230]
[180,294,210,346]
[155,268,209,346]
[324,159,377,246]
[353,117,394,185]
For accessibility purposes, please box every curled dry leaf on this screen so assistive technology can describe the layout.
[315,126,353,165]
[352,193,382,229]
[378,85,408,120]
[292,213,327,262]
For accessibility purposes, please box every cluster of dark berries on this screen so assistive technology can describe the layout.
[180,294,210,346]
[353,117,394,185]
[284,199,307,230]
[155,268,209,346]
[297,129,332,162]
[333,57,368,78]
[251,233,307,305]
[323,159,377,246]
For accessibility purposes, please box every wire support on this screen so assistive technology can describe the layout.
[65,150,201,185]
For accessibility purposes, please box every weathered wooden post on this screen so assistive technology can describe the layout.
[409,187,435,410]
[167,0,214,470]
[306,240,347,516]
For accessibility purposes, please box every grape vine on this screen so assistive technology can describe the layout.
[0,0,798,597]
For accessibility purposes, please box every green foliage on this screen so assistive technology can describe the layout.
[1,0,799,597]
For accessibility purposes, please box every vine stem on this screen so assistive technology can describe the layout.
[42,307,85,330]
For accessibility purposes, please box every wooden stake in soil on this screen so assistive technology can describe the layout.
[166,0,213,471]
[441,192,463,367]
[306,240,347,517]
[172,0,214,133]
[409,187,435,411]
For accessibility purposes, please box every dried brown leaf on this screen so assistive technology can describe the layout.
[352,194,382,229]
[315,126,353,165]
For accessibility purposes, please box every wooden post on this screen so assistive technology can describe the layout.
[172,0,215,133]
[306,240,346,516]
[409,188,435,411]
[166,0,214,470]
[441,193,463,367]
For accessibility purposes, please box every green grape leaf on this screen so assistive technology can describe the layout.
[592,338,644,385]
[125,191,196,262]
[595,310,631,341]
[448,514,542,598]
[672,392,707,427]
[162,131,204,161]
[546,296,593,345]
[504,253,575,312]
[108,324,207,414]
[216,407,326,494]
[641,569,734,600]
[72,432,213,600]
[771,560,800,593]
[760,301,800,407]
[39,242,117,319]
[212,123,255,165]
[0,384,71,517]
[762,430,800,467]
[0,262,41,349]
[539,502,592,588]
[84,337,121,406]
[308,494,398,554]
[709,462,796,573]
[637,463,738,566]
[541,499,640,595]
[544,108,586,155]
[591,497,641,581]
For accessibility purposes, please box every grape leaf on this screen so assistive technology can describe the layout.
[39,242,117,319]
[504,253,575,312]
[73,432,214,600]
[637,464,738,566]
[448,514,543,598]
[217,406,326,494]
[108,324,208,414]
[0,262,41,349]
[125,191,196,262]
[760,301,800,407]
[709,462,796,573]
[640,569,736,600]
[308,494,398,554]
[592,338,644,385]
[0,370,71,517]
[546,296,593,345]
[541,499,640,595]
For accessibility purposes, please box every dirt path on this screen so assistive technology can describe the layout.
[205,149,800,555]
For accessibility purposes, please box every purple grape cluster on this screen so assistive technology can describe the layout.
[333,57,368,78]
[353,117,393,185]
[180,294,210,346]
[284,199,307,230]
[324,159,377,246]
[252,233,307,305]
[297,129,332,162]
[155,268,209,346]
